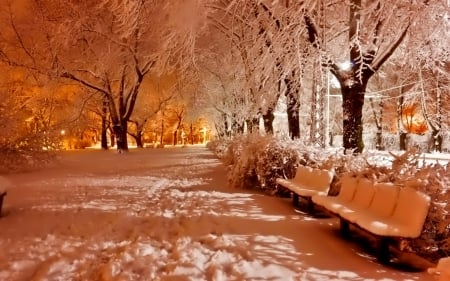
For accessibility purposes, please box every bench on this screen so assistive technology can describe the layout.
[0,188,6,217]
[312,175,431,263]
[276,165,334,213]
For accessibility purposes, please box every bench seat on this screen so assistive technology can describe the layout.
[276,165,333,212]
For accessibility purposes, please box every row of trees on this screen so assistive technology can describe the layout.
[0,0,448,156]
[0,0,211,154]
[200,0,449,153]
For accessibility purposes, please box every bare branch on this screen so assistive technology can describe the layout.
[371,22,410,71]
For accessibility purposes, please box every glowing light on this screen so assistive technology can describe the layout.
[401,105,428,134]
[339,61,352,71]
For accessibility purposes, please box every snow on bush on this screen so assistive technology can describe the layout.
[0,92,57,173]
[209,135,450,263]
[0,135,56,174]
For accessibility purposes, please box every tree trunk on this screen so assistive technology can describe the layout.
[430,78,442,152]
[262,108,275,135]
[113,122,128,152]
[109,127,115,148]
[135,130,144,148]
[246,117,259,134]
[397,93,407,150]
[160,114,164,146]
[341,83,366,153]
[375,131,383,150]
[231,114,244,135]
[431,129,442,152]
[285,78,300,140]
[399,132,407,150]
[286,104,300,140]
[173,130,178,146]
[101,121,108,150]
[101,99,109,150]
[101,119,108,150]
[369,98,384,150]
[128,121,145,148]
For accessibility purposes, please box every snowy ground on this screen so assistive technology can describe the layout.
[0,147,436,281]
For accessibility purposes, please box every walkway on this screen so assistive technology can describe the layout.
[0,147,434,280]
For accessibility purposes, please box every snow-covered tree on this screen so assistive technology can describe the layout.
[57,0,205,151]
[214,0,448,151]
[301,0,448,152]
[0,0,208,152]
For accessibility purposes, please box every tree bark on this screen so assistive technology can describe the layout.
[109,127,115,148]
[246,117,259,134]
[369,98,384,150]
[341,83,366,153]
[128,120,145,148]
[231,114,244,135]
[399,132,407,150]
[101,119,108,150]
[101,99,108,150]
[173,130,178,146]
[112,121,128,152]
[262,108,275,135]
[397,91,407,150]
[135,130,144,148]
[285,77,300,139]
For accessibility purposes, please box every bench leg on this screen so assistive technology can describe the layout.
[377,237,391,264]
[307,197,315,213]
[340,218,350,238]
[292,193,299,207]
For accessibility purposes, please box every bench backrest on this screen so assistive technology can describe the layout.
[292,165,332,192]
[293,165,311,186]
[351,178,376,208]
[367,183,399,218]
[390,186,431,238]
[337,175,358,202]
[310,169,334,192]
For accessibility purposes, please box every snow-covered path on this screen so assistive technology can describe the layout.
[0,147,434,280]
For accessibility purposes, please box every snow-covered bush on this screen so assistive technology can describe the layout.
[0,137,56,174]
[210,134,339,194]
[0,83,59,173]
[0,105,56,173]
[410,164,450,262]
[224,134,266,190]
[206,139,231,160]
[252,137,304,195]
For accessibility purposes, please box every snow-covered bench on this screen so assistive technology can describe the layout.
[0,187,6,217]
[312,175,431,263]
[276,165,334,213]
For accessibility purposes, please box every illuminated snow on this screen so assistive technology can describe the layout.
[0,147,434,280]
